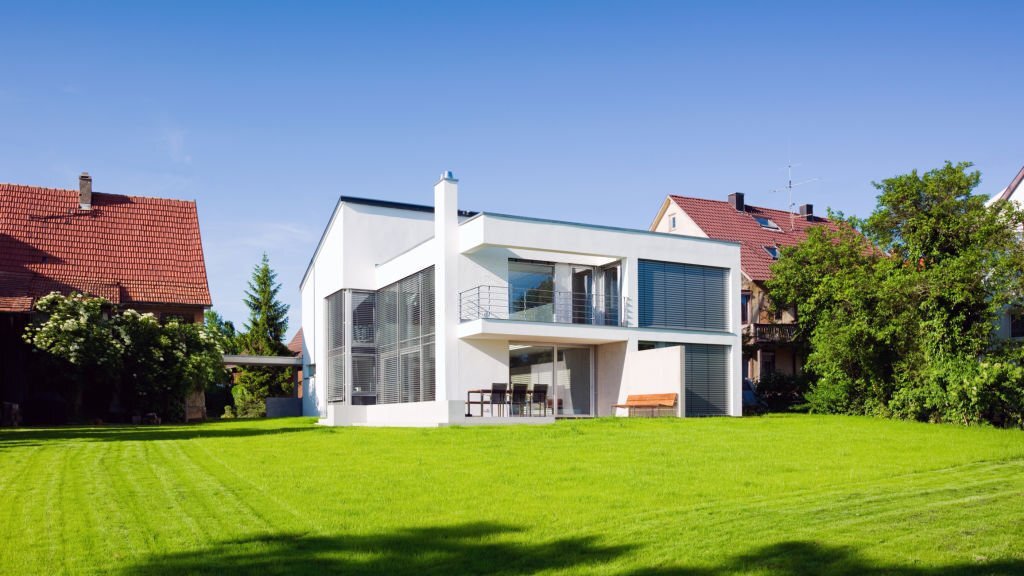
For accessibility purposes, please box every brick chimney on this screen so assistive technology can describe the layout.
[799,203,813,219]
[79,172,92,210]
[728,192,745,212]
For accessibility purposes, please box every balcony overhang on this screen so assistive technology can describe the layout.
[458,319,628,345]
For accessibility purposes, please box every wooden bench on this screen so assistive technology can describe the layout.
[611,393,679,417]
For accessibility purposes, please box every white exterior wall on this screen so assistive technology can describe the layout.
[300,179,743,426]
[652,204,707,238]
[299,202,435,419]
[619,346,685,416]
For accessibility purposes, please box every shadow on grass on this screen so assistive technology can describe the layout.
[120,530,1024,576]
[0,421,313,448]
[628,540,1024,576]
[121,522,633,576]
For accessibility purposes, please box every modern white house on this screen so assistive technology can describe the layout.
[299,172,743,426]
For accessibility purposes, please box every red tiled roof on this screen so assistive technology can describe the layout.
[287,328,303,357]
[0,182,211,312]
[668,195,842,282]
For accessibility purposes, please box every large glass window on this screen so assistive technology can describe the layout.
[509,260,555,322]
[325,290,346,403]
[377,267,435,404]
[350,291,377,405]
[509,343,594,417]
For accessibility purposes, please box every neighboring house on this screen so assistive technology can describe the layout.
[651,192,840,382]
[988,164,1024,340]
[0,173,211,422]
[300,172,743,427]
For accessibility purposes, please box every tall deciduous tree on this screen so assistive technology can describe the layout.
[768,162,1024,427]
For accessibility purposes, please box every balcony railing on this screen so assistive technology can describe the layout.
[459,285,625,326]
[750,323,799,343]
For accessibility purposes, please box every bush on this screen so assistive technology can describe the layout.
[754,372,813,412]
[889,349,1024,428]
[24,292,228,423]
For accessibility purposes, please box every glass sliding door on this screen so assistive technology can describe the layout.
[507,343,593,417]
[509,260,555,322]
[571,267,594,324]
[602,265,620,326]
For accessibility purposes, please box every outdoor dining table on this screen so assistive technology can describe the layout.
[465,388,498,417]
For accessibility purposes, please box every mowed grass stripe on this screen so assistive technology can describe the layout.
[2,415,1023,575]
[164,439,279,538]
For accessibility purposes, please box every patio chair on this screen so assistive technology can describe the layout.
[489,383,508,417]
[511,383,530,416]
[530,384,548,416]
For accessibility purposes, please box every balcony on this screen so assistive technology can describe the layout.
[749,323,799,343]
[459,285,624,327]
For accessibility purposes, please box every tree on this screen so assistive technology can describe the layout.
[233,253,294,417]
[204,309,240,354]
[22,292,120,419]
[23,292,226,422]
[768,162,1024,426]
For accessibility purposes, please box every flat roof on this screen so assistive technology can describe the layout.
[339,195,478,218]
[465,211,741,248]
[302,194,739,289]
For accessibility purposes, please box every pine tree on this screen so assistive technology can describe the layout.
[233,253,294,417]
[241,253,289,356]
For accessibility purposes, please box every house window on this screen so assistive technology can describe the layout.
[160,313,189,324]
[755,216,781,231]
[1012,312,1024,338]
[764,246,780,260]
[670,214,677,230]
[509,259,555,322]
[761,351,776,377]
[741,292,751,324]
[376,267,435,404]
[325,290,346,404]
[637,259,729,331]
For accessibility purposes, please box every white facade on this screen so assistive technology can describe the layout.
[299,174,743,426]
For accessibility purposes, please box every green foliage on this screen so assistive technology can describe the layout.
[23,292,227,422]
[753,372,812,412]
[769,162,1024,427]
[233,254,294,413]
[204,309,240,354]
[242,253,290,355]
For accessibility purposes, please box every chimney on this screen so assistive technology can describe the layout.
[433,170,459,404]
[79,172,92,210]
[728,192,744,212]
[799,203,814,219]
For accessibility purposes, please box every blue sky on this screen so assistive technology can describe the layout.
[2,1,1022,337]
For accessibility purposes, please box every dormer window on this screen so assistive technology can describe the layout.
[755,216,781,231]
[764,245,780,260]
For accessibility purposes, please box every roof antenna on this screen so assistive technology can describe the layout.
[770,145,819,230]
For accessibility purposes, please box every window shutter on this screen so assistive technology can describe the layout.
[685,344,730,416]
[638,260,728,331]
[325,290,346,403]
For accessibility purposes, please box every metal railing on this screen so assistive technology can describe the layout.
[459,285,626,326]
[750,323,798,343]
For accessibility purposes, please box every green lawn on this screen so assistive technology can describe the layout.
[1,415,1023,575]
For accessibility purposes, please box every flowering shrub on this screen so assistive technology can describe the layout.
[24,292,227,422]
